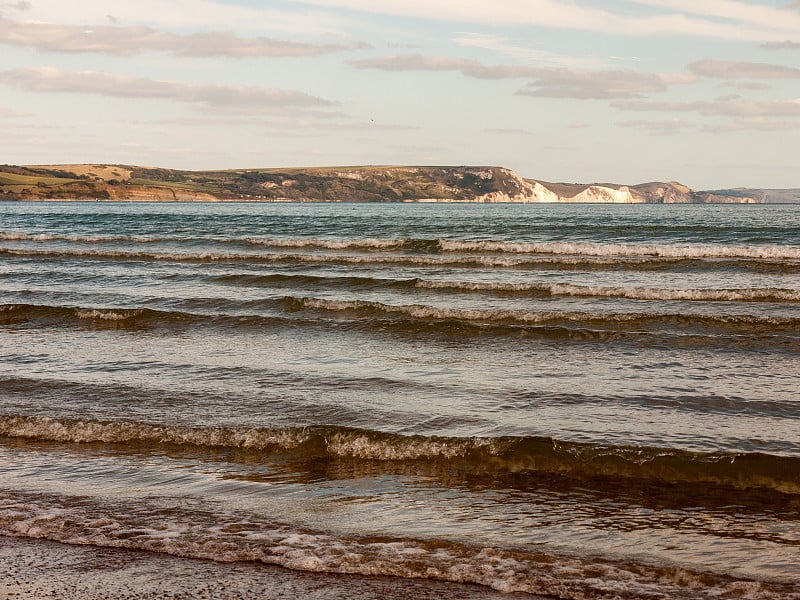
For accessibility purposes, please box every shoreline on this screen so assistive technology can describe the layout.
[0,536,544,600]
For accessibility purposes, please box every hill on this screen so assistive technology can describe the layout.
[0,163,767,203]
[706,188,800,204]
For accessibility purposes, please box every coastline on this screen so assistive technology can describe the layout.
[0,163,767,203]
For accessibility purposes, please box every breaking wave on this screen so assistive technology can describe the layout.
[414,280,800,302]
[285,296,800,332]
[215,273,800,303]
[0,303,193,327]
[5,231,800,260]
[4,302,800,353]
[3,490,795,599]
[2,415,799,494]
[0,232,164,244]
[241,237,800,259]
[244,237,410,250]
[436,239,800,259]
[2,247,798,274]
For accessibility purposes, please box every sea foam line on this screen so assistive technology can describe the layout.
[4,491,793,599]
[2,247,798,274]
[4,232,800,260]
[437,239,800,259]
[169,236,800,259]
[216,273,800,302]
[0,232,167,243]
[414,280,800,302]
[287,296,799,329]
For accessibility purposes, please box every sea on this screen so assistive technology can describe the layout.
[0,201,799,599]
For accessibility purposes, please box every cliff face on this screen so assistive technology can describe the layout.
[537,180,758,204]
[0,163,761,203]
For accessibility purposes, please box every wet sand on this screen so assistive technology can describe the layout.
[0,535,543,599]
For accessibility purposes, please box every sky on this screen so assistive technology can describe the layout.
[1,0,799,189]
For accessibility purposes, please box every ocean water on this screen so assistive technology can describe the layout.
[1,201,799,599]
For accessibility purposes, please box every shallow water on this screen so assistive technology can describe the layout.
[1,202,799,598]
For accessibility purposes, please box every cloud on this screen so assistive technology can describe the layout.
[720,81,772,91]
[20,0,351,38]
[700,118,800,133]
[140,115,417,136]
[351,53,684,99]
[688,59,800,79]
[629,0,800,39]
[0,1,30,11]
[350,54,540,79]
[613,96,800,117]
[0,67,337,114]
[761,40,800,50]
[515,71,677,99]
[452,32,603,69]
[293,0,799,41]
[617,113,799,134]
[617,118,693,136]
[0,105,31,118]
[482,127,532,135]
[0,17,368,57]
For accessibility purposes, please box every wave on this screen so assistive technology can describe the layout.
[415,280,800,303]
[215,272,406,291]
[243,237,800,259]
[0,303,194,327]
[0,232,413,251]
[214,273,800,303]
[3,247,799,275]
[436,239,800,260]
[4,302,799,353]
[0,231,164,244]
[6,230,799,260]
[6,374,799,421]
[244,236,413,250]
[0,303,288,332]
[2,415,799,495]
[0,247,252,263]
[4,491,794,599]
[284,296,800,333]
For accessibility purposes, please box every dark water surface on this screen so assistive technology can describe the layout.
[1,202,799,598]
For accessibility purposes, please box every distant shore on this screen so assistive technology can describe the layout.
[2,163,781,203]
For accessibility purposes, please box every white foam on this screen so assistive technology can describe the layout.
[415,280,800,302]
[0,231,159,243]
[437,239,800,260]
[4,247,793,281]
[75,309,142,321]
[245,237,404,250]
[324,431,504,460]
[293,297,791,327]
[0,415,310,449]
[1,493,794,599]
